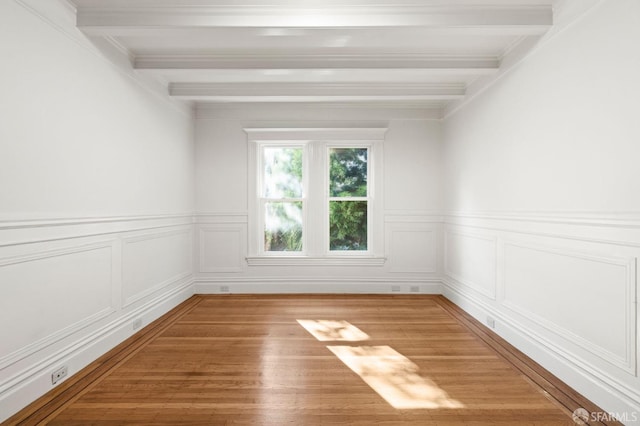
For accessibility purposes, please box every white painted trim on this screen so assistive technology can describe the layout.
[246,128,387,259]
[443,0,606,119]
[441,280,640,419]
[0,216,194,248]
[121,229,193,306]
[446,210,640,229]
[443,229,498,300]
[198,225,246,273]
[0,213,194,230]
[195,278,442,295]
[196,104,444,120]
[244,127,388,141]
[76,5,552,33]
[195,212,247,217]
[0,241,117,370]
[121,228,192,245]
[385,213,444,223]
[500,240,637,374]
[245,256,386,267]
[170,82,465,102]
[0,280,194,423]
[136,54,499,72]
[385,223,438,273]
[123,273,193,308]
[0,240,114,268]
[444,211,640,249]
[14,0,193,118]
[0,307,115,372]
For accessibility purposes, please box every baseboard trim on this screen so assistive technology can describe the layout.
[194,278,443,295]
[442,280,640,424]
[0,281,195,424]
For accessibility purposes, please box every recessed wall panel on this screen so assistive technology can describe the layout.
[503,242,635,370]
[122,229,192,306]
[387,224,436,273]
[0,244,113,360]
[444,231,497,299]
[199,226,245,272]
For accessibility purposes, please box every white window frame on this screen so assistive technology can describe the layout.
[325,142,373,255]
[256,141,309,256]
[245,127,386,266]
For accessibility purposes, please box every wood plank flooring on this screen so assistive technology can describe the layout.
[7,295,614,425]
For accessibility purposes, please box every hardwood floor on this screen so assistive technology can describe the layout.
[7,295,614,425]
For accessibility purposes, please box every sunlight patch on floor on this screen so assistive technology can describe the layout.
[297,319,370,342]
[327,345,465,409]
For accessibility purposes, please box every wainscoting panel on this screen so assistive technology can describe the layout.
[443,212,640,419]
[198,225,246,273]
[386,223,437,273]
[0,216,194,424]
[194,212,442,293]
[0,243,115,365]
[502,241,636,373]
[444,230,497,299]
[122,228,193,307]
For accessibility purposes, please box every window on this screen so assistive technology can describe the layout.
[328,147,369,251]
[261,145,304,252]
[246,128,386,265]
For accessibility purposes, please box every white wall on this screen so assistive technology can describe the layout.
[442,0,640,420]
[194,107,443,293]
[4,0,638,421]
[0,1,195,421]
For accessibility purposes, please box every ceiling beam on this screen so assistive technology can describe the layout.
[168,82,465,102]
[77,5,552,36]
[134,55,499,75]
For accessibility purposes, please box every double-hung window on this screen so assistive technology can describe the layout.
[260,144,305,253]
[328,146,369,252]
[246,128,385,265]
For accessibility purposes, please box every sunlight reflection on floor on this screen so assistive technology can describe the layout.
[297,319,370,341]
[327,345,465,409]
[297,319,464,410]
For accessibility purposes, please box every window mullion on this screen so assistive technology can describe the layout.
[305,141,323,257]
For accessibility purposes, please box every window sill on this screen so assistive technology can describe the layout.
[246,256,386,267]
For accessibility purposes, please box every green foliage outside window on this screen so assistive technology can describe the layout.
[329,148,368,197]
[263,148,303,252]
[261,146,369,252]
[329,201,367,250]
[329,148,368,251]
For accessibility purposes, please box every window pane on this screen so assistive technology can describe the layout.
[329,148,367,197]
[263,147,303,198]
[265,202,303,252]
[329,201,367,251]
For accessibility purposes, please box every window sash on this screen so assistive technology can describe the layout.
[257,143,307,255]
[246,128,385,262]
[326,145,371,254]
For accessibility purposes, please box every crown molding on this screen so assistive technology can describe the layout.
[443,0,605,119]
[15,0,193,118]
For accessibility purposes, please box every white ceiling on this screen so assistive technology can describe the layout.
[68,0,561,116]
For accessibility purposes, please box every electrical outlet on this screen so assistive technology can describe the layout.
[51,366,68,385]
[220,285,230,293]
[391,285,401,292]
[410,286,420,293]
[133,318,143,330]
[486,317,496,329]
